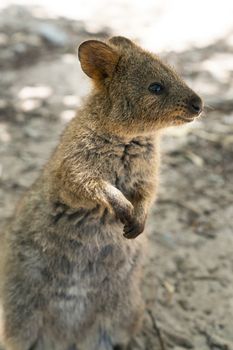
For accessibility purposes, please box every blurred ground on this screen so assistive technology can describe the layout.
[0,4,233,350]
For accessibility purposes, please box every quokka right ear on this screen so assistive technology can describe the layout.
[109,36,135,49]
[78,40,120,81]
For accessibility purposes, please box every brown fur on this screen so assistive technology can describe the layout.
[0,36,203,350]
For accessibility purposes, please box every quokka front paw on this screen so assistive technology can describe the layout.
[123,217,145,239]
[115,201,134,227]
[104,184,134,225]
[108,189,146,239]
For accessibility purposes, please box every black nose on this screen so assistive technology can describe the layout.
[189,95,203,114]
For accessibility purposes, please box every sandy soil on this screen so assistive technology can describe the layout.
[0,6,233,350]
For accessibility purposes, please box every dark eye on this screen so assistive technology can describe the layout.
[148,82,165,95]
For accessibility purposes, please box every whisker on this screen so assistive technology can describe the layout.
[204,104,215,111]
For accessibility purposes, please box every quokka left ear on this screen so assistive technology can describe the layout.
[78,40,120,81]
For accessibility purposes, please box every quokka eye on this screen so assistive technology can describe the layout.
[148,82,165,95]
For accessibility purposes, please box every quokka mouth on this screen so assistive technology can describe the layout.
[176,115,196,122]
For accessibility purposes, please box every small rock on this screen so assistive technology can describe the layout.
[12,42,28,54]
[24,126,41,139]
[178,299,190,311]
[163,328,194,349]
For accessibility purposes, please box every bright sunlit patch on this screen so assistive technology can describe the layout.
[63,95,80,107]
[227,33,233,46]
[60,109,76,123]
[61,54,76,64]
[18,86,52,100]
[200,53,233,82]
[19,99,42,112]
[1,0,233,51]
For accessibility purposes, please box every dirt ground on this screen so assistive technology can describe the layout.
[0,6,233,350]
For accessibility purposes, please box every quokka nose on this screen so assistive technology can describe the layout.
[189,95,203,114]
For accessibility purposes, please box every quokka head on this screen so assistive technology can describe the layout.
[78,36,203,135]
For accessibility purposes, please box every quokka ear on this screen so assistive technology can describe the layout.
[109,36,135,49]
[78,40,120,81]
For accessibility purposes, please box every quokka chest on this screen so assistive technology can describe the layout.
[108,139,155,192]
